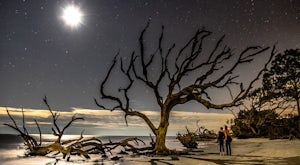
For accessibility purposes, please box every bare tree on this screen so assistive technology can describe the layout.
[95,22,275,154]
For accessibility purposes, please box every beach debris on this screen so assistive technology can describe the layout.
[171,155,180,160]
[177,127,198,149]
[110,155,122,160]
[3,97,106,160]
[3,97,147,161]
[177,124,217,149]
[118,150,129,155]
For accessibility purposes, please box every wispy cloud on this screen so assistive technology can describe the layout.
[0,107,73,118]
[0,106,234,135]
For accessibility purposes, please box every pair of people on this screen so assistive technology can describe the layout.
[218,125,231,156]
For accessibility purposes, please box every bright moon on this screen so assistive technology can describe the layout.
[61,5,83,28]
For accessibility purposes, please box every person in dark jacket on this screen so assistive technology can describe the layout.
[218,127,225,156]
[224,125,232,155]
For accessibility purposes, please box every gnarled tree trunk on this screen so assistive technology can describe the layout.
[155,124,169,154]
[154,108,170,154]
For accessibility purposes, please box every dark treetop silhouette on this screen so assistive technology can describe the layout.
[262,49,300,132]
[95,22,275,154]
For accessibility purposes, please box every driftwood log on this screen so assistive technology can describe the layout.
[4,96,148,161]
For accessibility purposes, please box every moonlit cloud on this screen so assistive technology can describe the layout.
[0,107,72,118]
[0,107,53,118]
[25,121,52,125]
[0,106,234,135]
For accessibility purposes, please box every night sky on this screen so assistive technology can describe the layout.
[0,0,299,134]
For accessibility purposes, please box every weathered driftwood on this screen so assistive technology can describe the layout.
[4,97,147,161]
[4,97,101,159]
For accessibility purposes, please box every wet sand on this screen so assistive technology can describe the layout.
[1,135,300,165]
[122,138,300,165]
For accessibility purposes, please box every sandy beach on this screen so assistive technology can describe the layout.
[1,135,300,165]
[121,138,300,165]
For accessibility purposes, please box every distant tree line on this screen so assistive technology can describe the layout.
[231,49,300,139]
[231,109,299,139]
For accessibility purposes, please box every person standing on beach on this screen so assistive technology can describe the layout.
[224,125,232,155]
[218,127,225,156]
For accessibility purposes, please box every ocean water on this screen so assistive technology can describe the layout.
[0,134,209,165]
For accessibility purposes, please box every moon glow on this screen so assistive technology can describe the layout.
[61,5,83,28]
